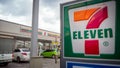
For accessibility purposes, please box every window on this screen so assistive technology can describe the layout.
[22,49,30,52]
[14,49,20,52]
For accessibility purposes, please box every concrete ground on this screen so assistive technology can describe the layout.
[30,57,60,68]
[41,58,60,68]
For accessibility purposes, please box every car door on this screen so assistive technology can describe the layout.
[4,51,12,61]
[13,49,20,60]
[42,50,50,57]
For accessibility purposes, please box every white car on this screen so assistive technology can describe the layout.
[0,52,12,66]
[12,48,30,63]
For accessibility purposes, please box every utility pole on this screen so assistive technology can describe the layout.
[31,0,39,57]
[30,1,40,67]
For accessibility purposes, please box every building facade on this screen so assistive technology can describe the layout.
[0,19,60,54]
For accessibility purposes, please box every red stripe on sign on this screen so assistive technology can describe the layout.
[85,40,99,55]
[86,6,108,29]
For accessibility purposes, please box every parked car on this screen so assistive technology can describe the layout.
[0,51,12,66]
[0,38,13,66]
[12,48,30,63]
[41,49,60,58]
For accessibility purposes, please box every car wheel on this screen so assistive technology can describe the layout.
[17,57,21,63]
[41,54,43,57]
[52,55,55,59]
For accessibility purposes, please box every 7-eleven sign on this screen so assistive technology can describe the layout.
[61,0,120,61]
[69,2,115,56]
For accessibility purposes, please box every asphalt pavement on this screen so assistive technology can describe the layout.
[0,62,29,68]
[0,58,60,68]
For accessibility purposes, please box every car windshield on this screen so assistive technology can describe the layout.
[44,49,54,52]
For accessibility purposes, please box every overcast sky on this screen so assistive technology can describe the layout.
[0,0,74,33]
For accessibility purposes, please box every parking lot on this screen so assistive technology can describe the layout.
[0,58,60,68]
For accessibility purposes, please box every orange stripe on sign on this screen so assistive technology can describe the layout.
[74,8,100,22]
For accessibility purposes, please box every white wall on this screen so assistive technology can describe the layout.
[0,20,20,34]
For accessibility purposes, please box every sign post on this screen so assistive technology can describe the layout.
[61,0,120,68]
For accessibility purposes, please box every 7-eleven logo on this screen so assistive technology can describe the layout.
[75,6,108,55]
[69,2,115,56]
